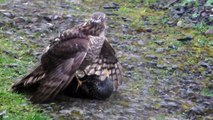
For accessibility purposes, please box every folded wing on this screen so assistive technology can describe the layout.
[84,40,123,90]
[12,38,89,103]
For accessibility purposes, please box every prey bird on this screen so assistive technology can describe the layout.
[64,69,113,100]
[12,12,122,103]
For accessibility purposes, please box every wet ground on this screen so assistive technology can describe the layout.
[0,0,212,120]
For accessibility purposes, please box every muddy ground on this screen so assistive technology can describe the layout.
[0,0,212,120]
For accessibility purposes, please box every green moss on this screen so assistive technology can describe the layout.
[205,0,213,6]
[148,87,157,95]
[180,0,199,7]
[193,21,208,33]
[119,34,134,41]
[156,114,166,120]
[143,0,158,6]
[118,100,129,107]
[0,0,5,4]
[200,88,213,97]
[115,5,164,31]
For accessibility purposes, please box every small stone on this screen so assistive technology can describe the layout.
[188,105,205,116]
[156,48,164,53]
[105,12,117,16]
[13,17,26,24]
[176,20,183,27]
[145,61,157,68]
[59,109,71,114]
[176,20,193,28]
[52,15,61,20]
[171,64,178,69]
[168,0,178,6]
[3,31,13,35]
[145,55,158,60]
[5,63,18,68]
[146,28,152,32]
[1,11,14,18]
[144,104,153,110]
[168,45,177,49]
[118,116,128,120]
[199,61,209,68]
[205,29,213,36]
[157,64,167,69]
[121,17,129,22]
[103,3,120,10]
[167,21,175,25]
[171,54,177,57]
[0,110,6,116]
[205,68,212,75]
[126,64,134,70]
[160,101,180,108]
[154,41,164,45]
[137,40,145,45]
[121,24,129,33]
[64,14,72,19]
[47,23,54,29]
[177,35,193,42]
[31,17,39,23]
[173,6,185,16]
[43,15,52,22]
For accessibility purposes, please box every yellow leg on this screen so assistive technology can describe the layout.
[76,76,85,91]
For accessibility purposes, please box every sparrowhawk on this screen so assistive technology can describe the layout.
[12,12,122,103]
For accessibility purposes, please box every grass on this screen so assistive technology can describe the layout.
[0,0,5,4]
[205,0,213,6]
[143,0,158,6]
[200,88,213,97]
[0,36,50,120]
[180,0,199,7]
[115,6,164,31]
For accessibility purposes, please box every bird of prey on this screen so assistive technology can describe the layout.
[12,12,122,103]
[64,69,113,100]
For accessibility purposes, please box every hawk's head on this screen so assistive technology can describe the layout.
[82,12,107,36]
[90,12,106,25]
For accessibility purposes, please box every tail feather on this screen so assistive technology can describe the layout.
[30,69,76,103]
[12,65,45,92]
[84,58,123,91]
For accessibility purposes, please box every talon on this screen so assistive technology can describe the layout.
[76,77,85,91]
[76,78,82,91]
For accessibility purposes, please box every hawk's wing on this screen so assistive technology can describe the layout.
[11,64,45,92]
[13,38,89,103]
[84,40,123,91]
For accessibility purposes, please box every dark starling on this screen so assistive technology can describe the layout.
[64,74,113,100]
